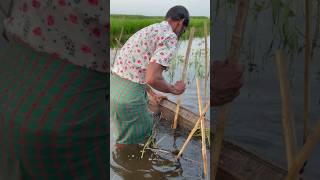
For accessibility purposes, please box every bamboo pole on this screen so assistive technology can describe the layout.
[196,78,207,176]
[113,27,124,65]
[115,26,124,47]
[275,50,298,168]
[172,27,195,129]
[303,0,312,144]
[212,1,249,179]
[227,0,249,63]
[212,104,228,179]
[285,117,320,180]
[203,21,210,146]
[204,21,209,102]
[176,100,210,159]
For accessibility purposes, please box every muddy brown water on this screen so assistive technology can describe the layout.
[110,119,210,180]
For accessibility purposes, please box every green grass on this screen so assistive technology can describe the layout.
[110,14,210,47]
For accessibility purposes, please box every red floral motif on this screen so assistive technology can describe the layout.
[33,27,42,36]
[88,0,99,6]
[104,23,109,30]
[137,60,141,64]
[22,3,28,12]
[58,0,66,6]
[69,14,78,24]
[32,0,41,9]
[7,17,15,25]
[102,61,108,70]
[144,56,147,60]
[92,28,101,37]
[81,45,92,54]
[160,52,164,56]
[51,52,60,58]
[47,15,55,26]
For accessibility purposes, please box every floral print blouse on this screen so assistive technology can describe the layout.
[3,0,108,73]
[111,21,178,84]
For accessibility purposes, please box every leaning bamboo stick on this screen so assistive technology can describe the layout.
[203,21,210,146]
[113,27,124,65]
[176,100,210,159]
[303,0,312,144]
[115,27,124,47]
[172,27,195,129]
[275,50,298,168]
[212,104,228,179]
[212,1,249,179]
[196,78,207,176]
[285,117,320,180]
[204,21,209,102]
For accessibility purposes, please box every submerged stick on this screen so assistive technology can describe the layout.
[172,27,195,129]
[204,21,209,102]
[275,50,298,168]
[303,0,312,144]
[176,100,210,159]
[285,117,320,180]
[196,78,207,176]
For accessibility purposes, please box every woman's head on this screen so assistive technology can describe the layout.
[165,5,189,38]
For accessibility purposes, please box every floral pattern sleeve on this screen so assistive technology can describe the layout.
[150,36,177,68]
[111,21,178,84]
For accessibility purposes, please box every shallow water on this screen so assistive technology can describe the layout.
[110,119,210,180]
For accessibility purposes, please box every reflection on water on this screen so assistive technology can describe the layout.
[110,119,210,180]
[111,145,183,180]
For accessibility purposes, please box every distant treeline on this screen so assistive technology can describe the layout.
[110,14,210,47]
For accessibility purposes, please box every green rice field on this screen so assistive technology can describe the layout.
[110,14,210,47]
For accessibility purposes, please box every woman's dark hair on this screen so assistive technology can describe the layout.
[165,5,189,27]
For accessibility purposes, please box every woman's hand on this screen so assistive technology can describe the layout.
[146,62,186,95]
[153,94,167,104]
[211,60,244,106]
[171,80,186,95]
[147,86,167,104]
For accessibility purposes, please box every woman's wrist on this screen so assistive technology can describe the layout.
[168,84,176,94]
